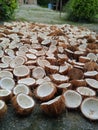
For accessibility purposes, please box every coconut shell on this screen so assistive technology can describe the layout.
[0,100,7,118]
[35,82,57,101]
[12,93,35,115]
[40,95,65,116]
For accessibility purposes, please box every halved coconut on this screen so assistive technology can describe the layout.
[70,79,87,88]
[85,78,98,89]
[0,89,12,102]
[81,97,98,120]
[0,77,15,90]
[57,54,68,64]
[0,63,9,69]
[18,78,35,87]
[50,73,69,84]
[84,61,97,71]
[12,93,35,115]
[79,56,90,63]
[59,65,69,75]
[26,53,37,60]
[13,65,30,78]
[68,68,84,80]
[74,51,85,60]
[37,58,50,68]
[10,56,25,68]
[0,70,13,78]
[46,56,57,65]
[0,100,7,118]
[35,82,57,101]
[1,56,12,65]
[84,71,98,78]
[87,53,97,62]
[32,67,46,79]
[45,65,59,74]
[57,83,72,93]
[40,95,65,116]
[13,84,32,96]
[76,87,96,97]
[63,90,82,109]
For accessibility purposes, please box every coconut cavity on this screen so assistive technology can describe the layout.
[17,93,34,109]
[81,98,98,120]
[63,90,82,108]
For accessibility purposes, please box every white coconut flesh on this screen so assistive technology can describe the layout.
[13,84,29,95]
[76,87,96,96]
[17,93,35,109]
[58,83,72,89]
[0,89,11,96]
[63,90,82,108]
[87,53,97,62]
[84,71,98,77]
[52,74,69,82]
[18,78,35,86]
[10,57,25,68]
[41,96,61,105]
[81,98,98,120]
[0,100,5,109]
[0,63,9,68]
[0,77,15,90]
[1,56,12,64]
[26,54,37,60]
[32,67,45,79]
[85,78,98,89]
[13,65,30,77]
[37,82,55,97]
[0,70,13,78]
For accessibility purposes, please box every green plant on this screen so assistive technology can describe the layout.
[65,0,98,22]
[37,0,50,6]
[0,0,17,20]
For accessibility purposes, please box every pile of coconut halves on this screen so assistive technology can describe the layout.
[0,22,98,120]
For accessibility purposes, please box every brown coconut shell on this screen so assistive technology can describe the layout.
[0,89,12,102]
[40,95,65,116]
[0,100,7,118]
[68,68,84,80]
[11,93,35,115]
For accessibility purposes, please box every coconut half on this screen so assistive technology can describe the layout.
[18,78,35,87]
[76,87,96,97]
[0,100,7,118]
[0,70,13,78]
[13,65,30,78]
[13,84,32,96]
[40,95,65,116]
[85,78,98,89]
[35,82,57,101]
[81,97,98,120]
[51,73,69,84]
[12,93,35,115]
[63,90,82,109]
[32,67,46,79]
[0,77,15,90]
[84,71,98,78]
[0,89,12,102]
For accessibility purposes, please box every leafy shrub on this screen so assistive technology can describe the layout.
[0,0,17,20]
[65,0,98,22]
[37,0,50,6]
